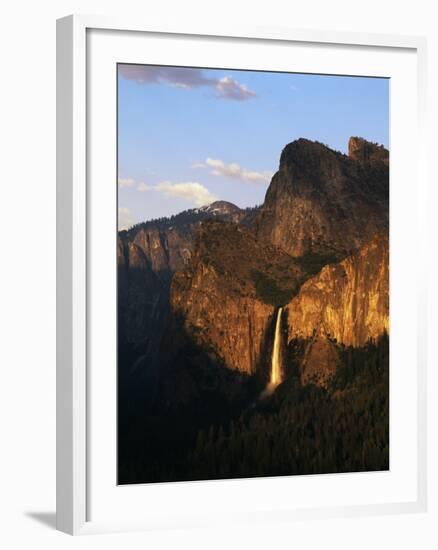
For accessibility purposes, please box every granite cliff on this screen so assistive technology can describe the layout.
[285,233,389,385]
[254,137,388,258]
[286,233,389,347]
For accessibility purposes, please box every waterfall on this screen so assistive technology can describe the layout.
[270,307,283,386]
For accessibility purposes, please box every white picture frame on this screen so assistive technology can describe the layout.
[56,14,428,535]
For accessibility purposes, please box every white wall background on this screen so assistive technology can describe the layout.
[0,0,436,547]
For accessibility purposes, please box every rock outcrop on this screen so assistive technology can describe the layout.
[285,233,389,348]
[348,136,389,165]
[255,138,389,258]
[284,233,388,387]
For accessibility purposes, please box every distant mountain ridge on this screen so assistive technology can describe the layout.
[121,200,255,237]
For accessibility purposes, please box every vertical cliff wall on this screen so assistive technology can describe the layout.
[286,233,389,348]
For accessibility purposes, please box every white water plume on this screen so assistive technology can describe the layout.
[260,307,283,400]
[270,307,283,386]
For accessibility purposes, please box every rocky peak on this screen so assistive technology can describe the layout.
[279,138,345,184]
[198,201,243,223]
[348,136,389,165]
[201,200,241,214]
[255,137,389,258]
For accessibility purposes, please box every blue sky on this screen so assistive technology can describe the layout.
[118,64,389,229]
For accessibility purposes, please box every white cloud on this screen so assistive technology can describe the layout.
[137,180,217,207]
[118,177,135,188]
[118,65,256,101]
[118,207,134,230]
[215,77,256,101]
[195,158,272,184]
[137,182,152,192]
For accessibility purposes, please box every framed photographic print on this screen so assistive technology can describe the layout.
[57,15,428,535]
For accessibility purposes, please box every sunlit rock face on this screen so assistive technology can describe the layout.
[286,233,389,348]
[348,136,389,165]
[172,272,274,376]
[169,220,304,375]
[255,138,389,258]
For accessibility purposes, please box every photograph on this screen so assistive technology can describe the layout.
[0,0,432,544]
[116,64,390,484]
